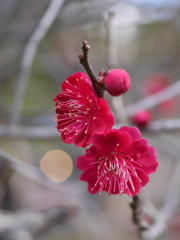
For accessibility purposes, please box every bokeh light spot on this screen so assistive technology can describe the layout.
[40,150,73,183]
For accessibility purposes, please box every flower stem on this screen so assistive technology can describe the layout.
[79,40,105,98]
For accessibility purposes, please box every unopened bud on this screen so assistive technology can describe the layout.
[103,69,131,96]
[132,110,151,127]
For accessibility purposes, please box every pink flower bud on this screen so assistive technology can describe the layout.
[103,69,131,96]
[132,110,152,128]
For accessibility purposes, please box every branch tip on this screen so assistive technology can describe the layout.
[78,39,105,98]
[82,39,90,50]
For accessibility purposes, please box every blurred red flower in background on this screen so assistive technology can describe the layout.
[132,110,152,128]
[144,72,178,116]
[76,126,158,196]
[54,72,115,148]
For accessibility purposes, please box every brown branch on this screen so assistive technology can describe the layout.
[130,195,148,239]
[79,40,105,98]
[79,40,97,85]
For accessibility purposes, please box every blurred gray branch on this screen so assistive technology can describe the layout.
[0,149,76,240]
[146,118,180,131]
[0,125,59,139]
[0,207,75,240]
[0,149,119,240]
[1,117,180,140]
[10,0,65,126]
[142,160,180,239]
[59,0,121,26]
[126,80,180,117]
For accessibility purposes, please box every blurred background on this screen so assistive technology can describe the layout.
[0,0,180,239]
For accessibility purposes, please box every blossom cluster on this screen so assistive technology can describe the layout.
[54,71,158,196]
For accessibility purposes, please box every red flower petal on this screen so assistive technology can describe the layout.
[77,127,158,196]
[137,146,157,167]
[88,182,99,194]
[80,167,97,184]
[119,126,142,140]
[136,169,149,187]
[76,151,96,171]
[62,72,92,93]
[124,138,149,159]
[142,160,159,175]
[54,72,115,148]
[116,131,133,152]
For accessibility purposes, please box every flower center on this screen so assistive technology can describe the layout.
[92,153,142,196]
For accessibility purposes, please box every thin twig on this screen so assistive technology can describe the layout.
[126,80,180,117]
[10,0,65,126]
[79,40,105,98]
[79,40,97,85]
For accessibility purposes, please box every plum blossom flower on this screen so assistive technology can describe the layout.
[54,72,115,148]
[76,126,158,196]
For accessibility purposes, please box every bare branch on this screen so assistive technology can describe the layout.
[146,118,180,131]
[104,11,117,69]
[0,149,85,196]
[104,11,128,124]
[79,40,97,85]
[111,95,128,124]
[79,40,105,98]
[114,118,180,132]
[10,0,65,126]
[0,125,59,139]
[142,161,180,239]
[130,195,148,239]
[0,206,76,240]
[2,117,180,140]
[0,149,119,240]
[126,80,180,117]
